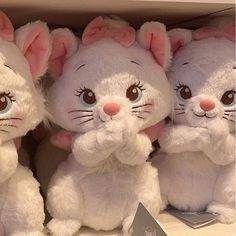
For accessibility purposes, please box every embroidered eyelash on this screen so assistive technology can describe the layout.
[2,92,16,102]
[75,87,88,97]
[174,82,186,91]
[133,81,145,91]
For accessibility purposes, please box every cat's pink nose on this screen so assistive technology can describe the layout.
[200,99,215,111]
[103,103,120,116]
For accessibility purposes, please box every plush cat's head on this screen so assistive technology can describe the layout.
[168,24,235,131]
[47,16,172,134]
[0,11,51,143]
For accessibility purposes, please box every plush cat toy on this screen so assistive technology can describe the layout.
[45,16,172,235]
[0,11,51,235]
[153,23,235,223]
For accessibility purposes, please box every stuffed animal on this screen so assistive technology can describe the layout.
[35,120,166,197]
[0,10,51,235]
[45,16,172,235]
[153,23,235,223]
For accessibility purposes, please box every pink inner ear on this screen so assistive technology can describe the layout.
[82,16,106,45]
[193,27,216,41]
[22,27,49,80]
[145,28,166,67]
[170,36,184,54]
[49,35,70,78]
[0,11,14,41]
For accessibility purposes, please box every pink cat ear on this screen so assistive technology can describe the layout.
[168,28,192,54]
[15,21,52,80]
[0,11,14,41]
[49,28,79,79]
[137,22,172,70]
[193,24,235,42]
[50,129,75,151]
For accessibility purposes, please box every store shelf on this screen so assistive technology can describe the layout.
[77,212,236,236]
[0,0,234,29]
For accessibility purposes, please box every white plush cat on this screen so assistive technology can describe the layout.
[0,11,51,235]
[153,23,235,223]
[45,16,172,235]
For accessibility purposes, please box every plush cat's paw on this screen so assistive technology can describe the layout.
[98,117,138,149]
[47,219,81,236]
[122,117,139,139]
[122,215,135,236]
[207,202,236,224]
[97,119,125,149]
[207,120,229,148]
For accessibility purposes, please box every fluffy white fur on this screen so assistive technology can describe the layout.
[46,18,172,235]
[0,18,51,235]
[153,33,235,223]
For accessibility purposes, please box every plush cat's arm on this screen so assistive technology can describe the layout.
[202,121,235,165]
[72,121,123,167]
[158,123,210,153]
[0,140,18,183]
[115,132,153,165]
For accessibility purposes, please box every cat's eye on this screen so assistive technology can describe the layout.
[76,88,96,107]
[221,90,235,106]
[0,92,15,114]
[126,82,145,103]
[175,84,192,101]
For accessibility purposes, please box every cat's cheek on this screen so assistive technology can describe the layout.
[9,106,24,127]
[11,117,23,127]
[146,98,154,112]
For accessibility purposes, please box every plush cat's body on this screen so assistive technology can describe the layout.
[0,11,51,235]
[153,28,235,223]
[45,17,172,235]
[48,154,160,233]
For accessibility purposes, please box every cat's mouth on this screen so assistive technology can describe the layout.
[98,115,117,123]
[98,115,106,123]
[194,113,216,119]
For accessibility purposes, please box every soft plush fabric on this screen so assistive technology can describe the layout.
[153,24,235,223]
[45,16,172,236]
[0,10,51,235]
